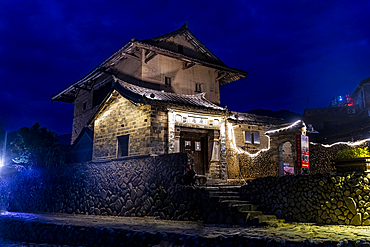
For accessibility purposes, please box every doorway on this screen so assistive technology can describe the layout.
[279,141,294,175]
[180,131,208,175]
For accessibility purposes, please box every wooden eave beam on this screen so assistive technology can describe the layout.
[145,51,157,63]
[60,94,76,102]
[73,85,90,91]
[182,62,195,70]
[122,52,140,61]
[216,71,227,80]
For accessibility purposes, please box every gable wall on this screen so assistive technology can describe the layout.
[142,54,220,104]
[166,35,212,62]
[113,55,142,79]
[93,95,152,160]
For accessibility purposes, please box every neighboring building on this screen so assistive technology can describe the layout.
[53,23,303,183]
[304,76,370,143]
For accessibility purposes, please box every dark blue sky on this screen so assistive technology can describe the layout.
[1,0,369,134]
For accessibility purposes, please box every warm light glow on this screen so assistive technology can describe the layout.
[311,138,370,148]
[265,120,302,135]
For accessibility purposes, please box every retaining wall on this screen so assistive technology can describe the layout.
[1,154,209,221]
[0,153,243,225]
[242,172,370,225]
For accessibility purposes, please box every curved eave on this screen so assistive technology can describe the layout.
[51,42,135,103]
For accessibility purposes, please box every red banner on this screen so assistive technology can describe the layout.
[296,135,309,169]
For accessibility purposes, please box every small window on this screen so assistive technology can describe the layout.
[165,77,171,86]
[195,141,201,151]
[253,132,260,144]
[178,45,184,54]
[82,101,87,111]
[245,131,252,144]
[117,135,129,157]
[245,131,260,144]
[195,83,202,92]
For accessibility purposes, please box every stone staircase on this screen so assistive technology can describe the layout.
[206,185,284,226]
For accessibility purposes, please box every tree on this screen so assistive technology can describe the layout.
[9,123,65,169]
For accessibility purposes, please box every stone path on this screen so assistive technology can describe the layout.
[2,211,370,246]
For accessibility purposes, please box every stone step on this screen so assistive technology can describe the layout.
[239,210,263,220]
[214,195,241,200]
[209,191,240,198]
[231,203,258,212]
[257,219,280,227]
[220,200,251,208]
[217,186,241,192]
[204,187,220,191]
[249,214,277,225]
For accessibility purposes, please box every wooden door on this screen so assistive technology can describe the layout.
[180,132,207,175]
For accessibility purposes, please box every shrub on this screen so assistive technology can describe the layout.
[336,147,370,160]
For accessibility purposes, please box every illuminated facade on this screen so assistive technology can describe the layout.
[52,23,302,182]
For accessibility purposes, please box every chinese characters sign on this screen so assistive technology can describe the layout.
[296,135,309,169]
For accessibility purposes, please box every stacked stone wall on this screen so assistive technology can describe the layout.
[241,172,370,225]
[227,149,279,180]
[0,153,236,224]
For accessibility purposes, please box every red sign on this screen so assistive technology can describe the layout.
[296,135,309,169]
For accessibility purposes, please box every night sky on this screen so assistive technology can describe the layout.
[1,0,369,135]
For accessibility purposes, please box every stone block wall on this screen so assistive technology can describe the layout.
[1,153,215,222]
[241,172,370,225]
[93,94,152,160]
[149,105,168,154]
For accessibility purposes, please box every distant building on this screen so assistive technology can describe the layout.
[303,77,370,143]
[53,23,303,182]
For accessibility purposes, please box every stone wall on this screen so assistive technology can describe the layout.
[2,154,210,221]
[0,153,253,226]
[93,94,152,160]
[232,124,270,153]
[241,172,370,225]
[226,149,279,180]
[149,105,168,154]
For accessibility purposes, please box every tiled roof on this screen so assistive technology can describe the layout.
[229,111,285,125]
[52,25,247,104]
[113,77,226,111]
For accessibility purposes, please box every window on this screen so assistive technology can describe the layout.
[82,101,87,111]
[165,77,171,86]
[117,135,129,157]
[178,45,184,54]
[245,131,252,144]
[195,141,201,151]
[244,131,260,144]
[253,132,260,144]
[195,83,202,92]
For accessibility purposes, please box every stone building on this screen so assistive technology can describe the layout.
[52,23,304,183]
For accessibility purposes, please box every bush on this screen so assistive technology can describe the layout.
[335,147,370,160]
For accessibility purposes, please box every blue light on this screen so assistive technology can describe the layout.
[338,96,343,101]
